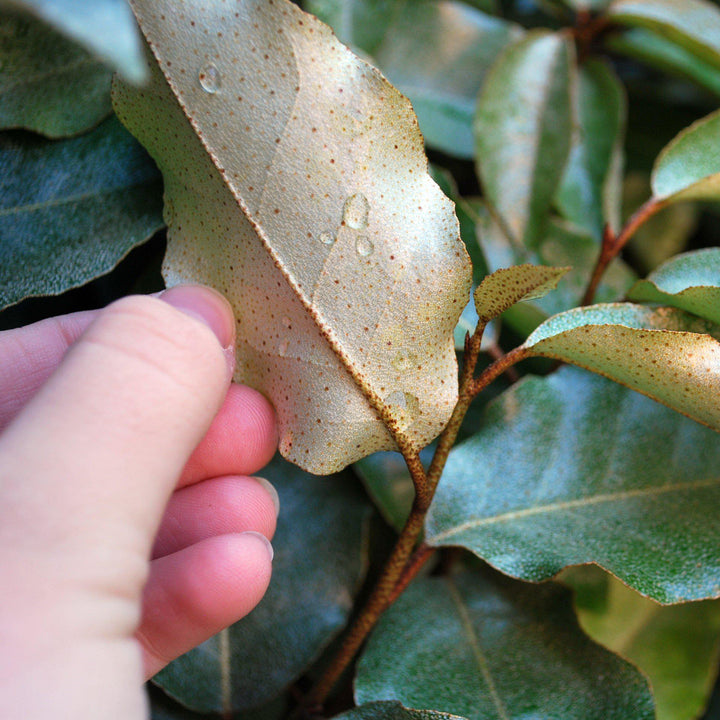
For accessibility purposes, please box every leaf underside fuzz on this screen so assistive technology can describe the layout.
[113,0,472,473]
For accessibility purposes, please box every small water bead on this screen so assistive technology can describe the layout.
[278,340,289,357]
[319,230,336,246]
[383,391,420,429]
[355,235,374,257]
[281,316,292,329]
[342,193,370,230]
[198,63,222,93]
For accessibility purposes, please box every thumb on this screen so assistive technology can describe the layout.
[0,286,236,558]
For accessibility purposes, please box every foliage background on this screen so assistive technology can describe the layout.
[4,0,720,718]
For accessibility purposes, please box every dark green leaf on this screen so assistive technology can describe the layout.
[5,0,147,83]
[473,264,570,323]
[523,303,720,431]
[608,27,720,96]
[355,568,654,719]
[0,115,163,311]
[307,0,522,158]
[555,59,626,240]
[335,702,467,720]
[564,565,720,720]
[150,686,287,720]
[474,31,573,248]
[0,13,112,137]
[651,109,720,203]
[426,367,720,603]
[608,0,720,70]
[153,455,371,713]
[628,248,720,324]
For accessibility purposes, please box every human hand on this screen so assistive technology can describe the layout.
[0,286,279,719]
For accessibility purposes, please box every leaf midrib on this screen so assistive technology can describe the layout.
[447,578,510,720]
[0,177,157,218]
[429,476,720,543]
[0,56,101,96]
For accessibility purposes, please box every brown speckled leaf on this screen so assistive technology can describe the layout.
[112,0,471,474]
[473,264,569,323]
[523,303,720,431]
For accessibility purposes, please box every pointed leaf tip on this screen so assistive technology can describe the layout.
[473,264,570,323]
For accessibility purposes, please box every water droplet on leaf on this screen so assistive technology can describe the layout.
[383,391,420,430]
[355,235,374,257]
[198,64,221,93]
[343,193,370,230]
[278,340,289,356]
[282,316,292,328]
[392,351,418,372]
[319,230,335,246]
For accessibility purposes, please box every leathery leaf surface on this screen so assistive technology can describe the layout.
[426,367,720,603]
[113,0,472,474]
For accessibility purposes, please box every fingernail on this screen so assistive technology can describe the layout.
[241,531,274,562]
[160,285,235,350]
[254,476,280,518]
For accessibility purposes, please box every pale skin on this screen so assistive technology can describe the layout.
[0,285,280,719]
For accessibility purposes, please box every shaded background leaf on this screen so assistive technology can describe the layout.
[426,367,720,603]
[0,115,163,310]
[474,30,573,248]
[355,567,654,720]
[153,455,372,713]
[0,12,112,137]
[306,0,523,159]
[652,109,720,203]
[335,702,467,720]
[3,0,146,83]
[114,0,472,473]
[608,0,720,71]
[555,58,626,240]
[564,565,720,720]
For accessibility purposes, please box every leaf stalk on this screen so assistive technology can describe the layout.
[582,197,665,305]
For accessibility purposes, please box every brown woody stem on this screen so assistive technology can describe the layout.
[302,321,531,712]
[582,198,665,306]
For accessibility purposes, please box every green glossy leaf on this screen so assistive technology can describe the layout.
[307,0,522,159]
[478,208,635,334]
[555,59,626,240]
[153,455,371,712]
[115,0,472,475]
[652,109,720,203]
[0,115,163,311]
[564,566,720,720]
[608,28,720,96]
[474,30,573,248]
[523,303,720,432]
[0,13,112,137]
[608,0,720,70]
[355,568,654,719]
[426,366,720,603]
[628,248,720,324]
[335,703,467,720]
[4,0,146,83]
[473,264,570,323]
